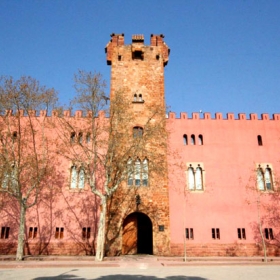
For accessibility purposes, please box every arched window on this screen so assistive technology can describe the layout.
[133,94,137,101]
[183,134,188,145]
[188,167,195,190]
[135,159,141,186]
[70,132,76,143]
[257,167,265,190]
[139,94,143,102]
[86,133,90,144]
[127,158,133,186]
[195,167,203,190]
[70,166,77,189]
[264,167,272,190]
[78,168,85,189]
[133,126,143,138]
[191,134,195,145]
[257,135,263,146]
[142,158,149,186]
[198,135,203,145]
[78,132,83,144]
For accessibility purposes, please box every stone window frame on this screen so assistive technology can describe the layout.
[186,162,205,192]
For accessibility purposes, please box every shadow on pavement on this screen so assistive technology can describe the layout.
[34,274,207,280]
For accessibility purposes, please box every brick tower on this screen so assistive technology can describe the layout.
[105,33,171,256]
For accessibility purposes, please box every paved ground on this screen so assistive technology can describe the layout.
[0,255,280,280]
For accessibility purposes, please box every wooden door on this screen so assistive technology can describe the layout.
[122,214,137,254]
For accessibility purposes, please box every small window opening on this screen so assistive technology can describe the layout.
[82,227,91,239]
[185,228,194,239]
[257,135,263,146]
[70,132,76,143]
[198,135,203,145]
[118,55,122,61]
[55,227,64,239]
[237,228,246,239]
[159,225,164,232]
[212,228,220,239]
[132,51,143,60]
[139,94,143,102]
[86,133,90,144]
[133,126,143,138]
[29,227,38,239]
[191,134,195,145]
[264,228,274,240]
[12,131,17,143]
[156,54,160,60]
[133,94,137,101]
[78,132,83,144]
[183,134,188,145]
[0,227,10,239]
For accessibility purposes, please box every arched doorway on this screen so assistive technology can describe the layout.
[122,212,153,255]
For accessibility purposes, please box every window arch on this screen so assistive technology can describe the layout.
[86,133,91,144]
[257,135,263,146]
[198,135,203,145]
[264,167,272,190]
[133,126,143,138]
[70,166,77,189]
[78,132,83,144]
[191,134,195,145]
[183,134,188,145]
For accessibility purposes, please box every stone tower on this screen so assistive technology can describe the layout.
[105,33,170,256]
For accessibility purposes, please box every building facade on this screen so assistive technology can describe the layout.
[0,34,279,257]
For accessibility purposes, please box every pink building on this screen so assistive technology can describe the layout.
[0,34,279,257]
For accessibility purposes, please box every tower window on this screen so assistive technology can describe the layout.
[0,227,10,239]
[127,158,149,187]
[212,228,220,239]
[264,228,274,240]
[191,134,195,145]
[185,228,194,239]
[82,227,91,239]
[237,228,246,239]
[188,164,203,191]
[133,126,143,138]
[257,135,263,146]
[55,227,64,239]
[198,135,203,145]
[132,51,143,60]
[257,165,273,191]
[183,134,188,145]
[118,55,122,61]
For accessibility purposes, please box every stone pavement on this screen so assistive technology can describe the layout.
[0,255,280,279]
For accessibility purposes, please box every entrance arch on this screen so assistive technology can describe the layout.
[122,212,153,255]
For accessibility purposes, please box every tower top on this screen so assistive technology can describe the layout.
[105,33,170,66]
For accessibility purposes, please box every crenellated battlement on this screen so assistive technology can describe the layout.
[167,112,280,121]
[2,110,107,119]
[105,33,170,66]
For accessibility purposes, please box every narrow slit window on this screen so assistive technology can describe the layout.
[183,134,188,145]
[264,167,273,190]
[212,228,220,239]
[135,159,141,186]
[198,135,203,145]
[264,228,274,240]
[86,133,90,144]
[257,135,263,146]
[186,228,194,239]
[195,167,203,190]
[127,158,133,186]
[191,134,195,145]
[78,132,83,144]
[70,132,76,143]
[188,167,195,190]
[142,158,148,186]
[1,227,10,239]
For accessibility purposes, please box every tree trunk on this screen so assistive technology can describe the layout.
[16,202,26,261]
[95,196,107,261]
[257,199,267,262]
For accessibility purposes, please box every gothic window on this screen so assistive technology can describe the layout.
[78,168,85,189]
[139,94,143,102]
[127,158,149,187]
[188,164,204,191]
[142,158,149,186]
[86,133,91,144]
[257,165,273,191]
[135,158,141,186]
[70,166,77,189]
[133,126,143,138]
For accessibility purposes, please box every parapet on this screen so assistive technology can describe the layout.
[105,33,170,66]
[167,112,280,121]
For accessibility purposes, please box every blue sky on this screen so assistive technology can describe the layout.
[1,0,280,118]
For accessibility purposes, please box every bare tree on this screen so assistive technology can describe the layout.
[55,70,168,261]
[0,76,57,260]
